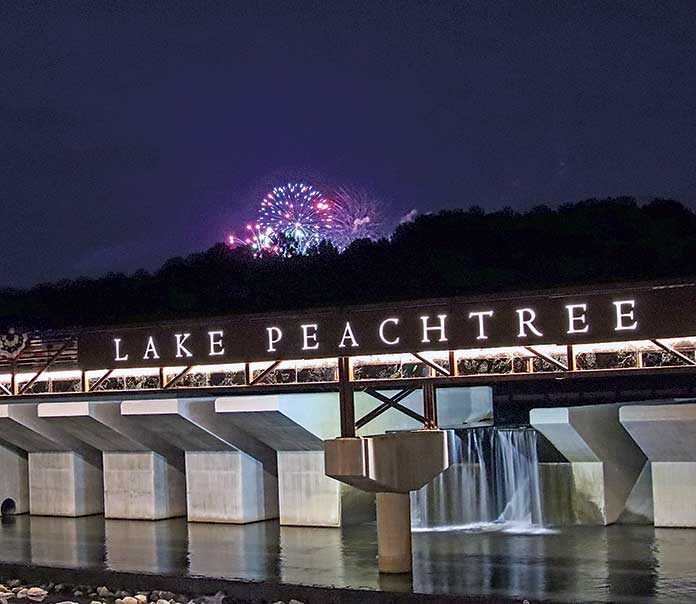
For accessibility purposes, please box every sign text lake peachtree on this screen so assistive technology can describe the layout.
[77,284,696,370]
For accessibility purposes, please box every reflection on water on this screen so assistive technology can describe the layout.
[1,516,696,603]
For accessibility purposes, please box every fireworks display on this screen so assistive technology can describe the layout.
[226,181,387,257]
[257,183,334,254]
[328,186,384,249]
[228,223,279,258]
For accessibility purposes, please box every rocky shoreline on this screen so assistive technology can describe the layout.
[0,580,305,604]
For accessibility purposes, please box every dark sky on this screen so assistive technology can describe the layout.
[1,2,695,287]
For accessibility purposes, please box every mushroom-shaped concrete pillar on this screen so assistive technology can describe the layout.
[325,430,450,573]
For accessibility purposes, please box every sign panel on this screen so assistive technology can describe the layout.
[77,283,696,370]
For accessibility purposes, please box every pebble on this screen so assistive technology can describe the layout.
[91,601,102,604]
[0,586,9,594]
[26,588,47,602]
[122,597,139,604]
[115,599,123,604]
[97,587,113,597]
[15,590,27,599]
[114,592,130,600]
[55,601,78,604]
[289,600,306,604]
[135,595,147,604]
[156,599,170,604]
[158,593,174,601]
[7,584,20,590]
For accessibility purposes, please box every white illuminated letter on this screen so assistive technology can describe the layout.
[468,310,494,340]
[174,333,193,358]
[613,300,638,331]
[566,304,589,334]
[266,327,283,352]
[338,322,359,348]
[143,336,160,360]
[114,338,129,362]
[208,330,225,356]
[379,318,400,345]
[420,314,448,343]
[301,323,320,350]
[516,308,543,337]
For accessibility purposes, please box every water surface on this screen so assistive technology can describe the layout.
[1,516,695,603]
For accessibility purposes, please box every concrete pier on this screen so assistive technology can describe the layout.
[0,443,28,515]
[216,393,374,527]
[531,403,649,525]
[376,492,412,574]
[620,402,696,527]
[325,430,450,573]
[38,401,186,520]
[0,403,103,517]
[122,398,278,523]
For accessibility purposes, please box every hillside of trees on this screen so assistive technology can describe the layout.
[2,197,696,329]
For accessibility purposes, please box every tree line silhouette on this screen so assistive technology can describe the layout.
[2,196,696,329]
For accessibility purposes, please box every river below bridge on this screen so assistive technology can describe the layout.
[0,516,695,603]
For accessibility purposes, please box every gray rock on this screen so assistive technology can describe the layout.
[26,588,48,602]
[7,583,20,590]
[55,601,79,604]
[156,599,169,604]
[97,587,113,597]
[122,597,138,604]
[134,596,147,604]
[158,593,174,602]
[91,601,102,604]
[15,589,27,599]
[289,600,305,604]
[114,592,129,599]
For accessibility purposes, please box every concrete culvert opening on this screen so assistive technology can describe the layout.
[1,498,16,516]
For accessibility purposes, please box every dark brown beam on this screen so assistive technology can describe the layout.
[163,366,193,389]
[90,369,114,392]
[356,387,417,430]
[338,356,355,437]
[524,346,568,372]
[651,339,696,366]
[358,387,425,428]
[448,350,458,377]
[423,382,438,429]
[566,345,577,371]
[18,337,75,395]
[249,360,282,386]
[244,362,251,385]
[412,353,450,377]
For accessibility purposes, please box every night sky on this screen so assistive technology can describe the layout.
[1,2,695,287]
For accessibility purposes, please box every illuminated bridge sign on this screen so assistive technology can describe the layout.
[78,282,696,370]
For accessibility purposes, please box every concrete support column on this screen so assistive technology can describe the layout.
[38,401,186,520]
[325,430,449,574]
[620,402,696,527]
[28,451,104,516]
[216,394,375,527]
[530,403,649,525]
[0,444,29,515]
[122,398,278,523]
[376,492,412,574]
[103,452,186,520]
[185,451,278,523]
[0,403,103,517]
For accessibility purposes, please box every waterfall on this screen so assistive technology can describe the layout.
[412,427,549,533]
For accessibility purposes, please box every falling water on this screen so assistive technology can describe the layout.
[412,427,549,533]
